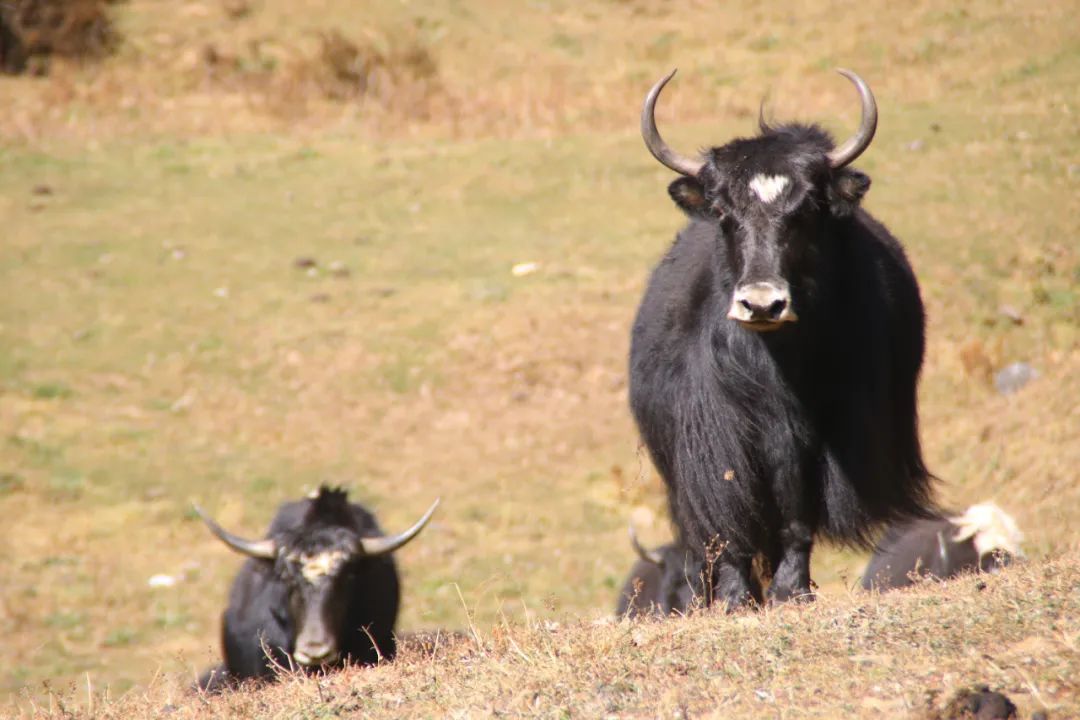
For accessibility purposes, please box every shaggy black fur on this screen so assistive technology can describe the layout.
[197,487,401,691]
[629,121,935,608]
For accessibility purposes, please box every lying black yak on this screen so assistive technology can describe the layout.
[195,486,438,690]
[861,502,1022,591]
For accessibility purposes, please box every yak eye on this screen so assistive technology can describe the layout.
[710,200,727,219]
[271,602,290,626]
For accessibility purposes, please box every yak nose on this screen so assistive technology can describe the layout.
[728,282,798,326]
[294,637,339,667]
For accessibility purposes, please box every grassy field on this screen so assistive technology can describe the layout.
[32,557,1080,718]
[1,0,1078,717]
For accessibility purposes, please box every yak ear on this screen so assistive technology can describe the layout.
[827,168,871,218]
[668,177,711,218]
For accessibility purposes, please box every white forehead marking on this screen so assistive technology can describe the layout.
[748,174,790,204]
[950,502,1024,559]
[289,550,348,583]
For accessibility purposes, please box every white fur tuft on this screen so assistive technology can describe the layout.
[287,550,349,583]
[748,174,790,204]
[950,502,1024,559]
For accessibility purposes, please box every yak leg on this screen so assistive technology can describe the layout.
[767,520,814,604]
[765,451,815,604]
[709,553,758,611]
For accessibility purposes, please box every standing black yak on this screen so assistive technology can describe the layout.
[194,487,438,691]
[628,68,935,608]
[861,502,1023,591]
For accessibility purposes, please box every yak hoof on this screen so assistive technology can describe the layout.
[717,587,759,613]
[767,586,816,606]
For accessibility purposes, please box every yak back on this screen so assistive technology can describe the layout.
[861,515,1003,591]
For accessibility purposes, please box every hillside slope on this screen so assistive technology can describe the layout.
[1,0,1077,714]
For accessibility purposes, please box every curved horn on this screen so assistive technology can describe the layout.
[936,530,950,568]
[629,524,666,567]
[641,69,705,177]
[194,505,277,559]
[826,69,878,169]
[356,498,440,556]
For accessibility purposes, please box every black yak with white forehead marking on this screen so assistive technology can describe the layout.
[195,487,438,691]
[862,502,1023,591]
[628,69,935,608]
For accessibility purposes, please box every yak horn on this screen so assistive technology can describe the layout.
[826,69,878,169]
[356,498,440,556]
[629,524,666,567]
[641,69,705,178]
[936,530,950,567]
[194,505,277,559]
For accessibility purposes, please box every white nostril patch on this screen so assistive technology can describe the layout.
[296,644,336,665]
[729,282,797,324]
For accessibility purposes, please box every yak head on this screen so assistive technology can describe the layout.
[641,69,878,332]
[629,526,715,614]
[197,487,438,668]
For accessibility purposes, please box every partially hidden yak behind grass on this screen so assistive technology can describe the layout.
[628,69,936,609]
[194,487,439,691]
[615,526,721,618]
[617,501,1024,615]
[862,502,1024,591]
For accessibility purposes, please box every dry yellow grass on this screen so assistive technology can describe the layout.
[0,0,1077,716]
[21,556,1080,718]
[1,0,1075,142]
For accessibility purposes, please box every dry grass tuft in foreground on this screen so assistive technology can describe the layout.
[0,0,120,75]
[21,555,1078,719]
